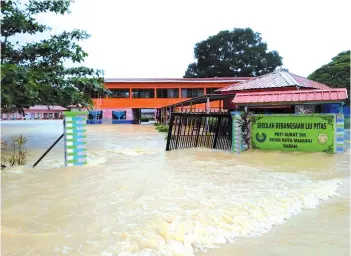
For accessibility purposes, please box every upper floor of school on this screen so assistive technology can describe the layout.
[92,77,253,108]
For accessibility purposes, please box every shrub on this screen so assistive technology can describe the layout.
[140,117,150,122]
[155,125,169,133]
[7,155,17,166]
[2,135,28,167]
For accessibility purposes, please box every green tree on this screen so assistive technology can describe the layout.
[308,50,350,95]
[1,0,110,115]
[184,28,283,78]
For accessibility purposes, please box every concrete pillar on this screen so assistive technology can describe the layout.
[161,108,164,124]
[338,103,344,114]
[336,113,345,153]
[206,97,209,132]
[231,111,245,153]
[206,97,210,114]
[63,111,88,166]
[169,107,171,123]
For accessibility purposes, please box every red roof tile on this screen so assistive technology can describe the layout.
[218,71,331,92]
[232,88,348,104]
[289,73,330,90]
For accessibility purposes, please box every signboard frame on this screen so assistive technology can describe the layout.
[251,114,338,153]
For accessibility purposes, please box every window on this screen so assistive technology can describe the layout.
[206,88,220,94]
[156,89,179,98]
[322,103,340,113]
[181,88,204,98]
[112,111,126,120]
[88,111,103,120]
[132,89,155,98]
[110,89,130,98]
[141,109,155,121]
[315,104,323,113]
[90,92,107,98]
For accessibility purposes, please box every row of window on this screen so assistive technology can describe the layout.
[92,88,220,99]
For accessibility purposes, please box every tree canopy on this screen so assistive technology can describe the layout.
[1,0,110,114]
[308,50,350,96]
[184,28,283,78]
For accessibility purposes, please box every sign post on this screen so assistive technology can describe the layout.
[63,111,88,166]
[251,114,344,153]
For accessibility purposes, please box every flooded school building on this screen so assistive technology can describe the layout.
[2,71,350,256]
[2,71,349,123]
[86,77,252,124]
[86,71,349,124]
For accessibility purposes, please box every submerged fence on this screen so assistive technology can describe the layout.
[165,112,232,151]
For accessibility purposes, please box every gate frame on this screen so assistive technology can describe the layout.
[165,112,232,151]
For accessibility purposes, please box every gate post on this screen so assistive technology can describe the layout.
[231,111,244,153]
[212,116,221,148]
[63,111,88,166]
[165,114,175,151]
[336,113,345,153]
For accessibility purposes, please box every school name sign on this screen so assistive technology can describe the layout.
[251,114,336,153]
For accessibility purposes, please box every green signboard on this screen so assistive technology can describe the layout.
[251,114,336,153]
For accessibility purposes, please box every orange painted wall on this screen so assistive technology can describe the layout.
[93,81,242,109]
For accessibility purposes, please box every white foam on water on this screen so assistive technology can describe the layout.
[1,166,25,174]
[34,152,107,169]
[107,148,157,156]
[53,245,74,254]
[86,151,108,166]
[95,171,341,256]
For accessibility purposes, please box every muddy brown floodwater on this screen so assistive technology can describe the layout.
[1,121,350,256]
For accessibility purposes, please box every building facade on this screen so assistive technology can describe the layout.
[160,71,349,119]
[216,71,347,114]
[1,105,67,120]
[90,77,253,123]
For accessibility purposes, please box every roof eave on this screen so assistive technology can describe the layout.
[234,100,347,106]
[104,78,252,83]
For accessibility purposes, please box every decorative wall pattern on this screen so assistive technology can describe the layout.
[231,111,244,153]
[335,114,345,153]
[63,112,88,166]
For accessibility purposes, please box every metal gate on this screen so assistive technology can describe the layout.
[165,112,232,151]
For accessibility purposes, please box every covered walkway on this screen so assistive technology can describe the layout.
[232,89,348,105]
[159,93,236,124]
[232,88,348,114]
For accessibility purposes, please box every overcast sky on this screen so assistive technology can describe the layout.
[28,0,351,78]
